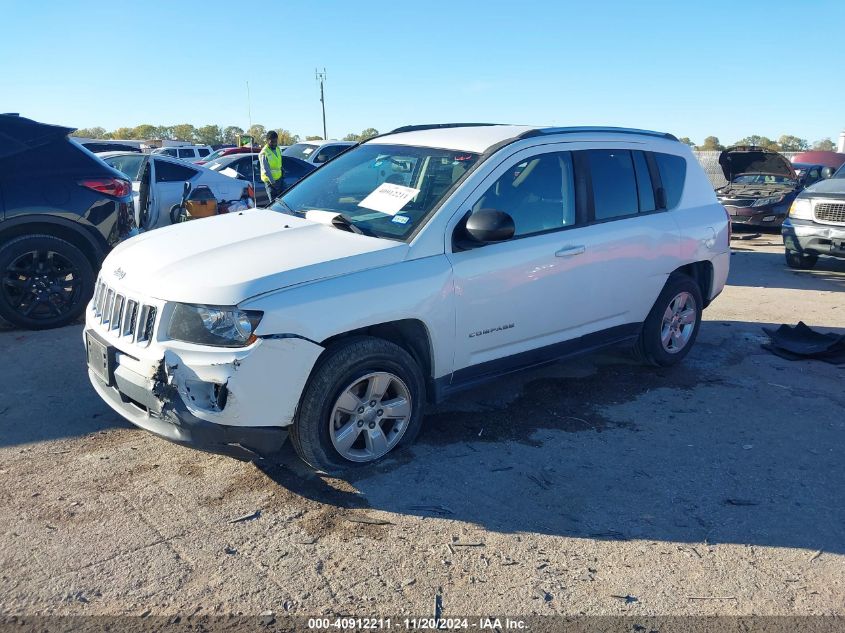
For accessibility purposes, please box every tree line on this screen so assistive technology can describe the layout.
[71,123,381,146]
[677,134,836,152]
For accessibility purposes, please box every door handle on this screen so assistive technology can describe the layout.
[555,245,585,257]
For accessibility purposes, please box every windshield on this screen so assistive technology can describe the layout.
[283,143,320,161]
[203,148,228,162]
[271,143,480,240]
[731,174,796,185]
[103,154,145,181]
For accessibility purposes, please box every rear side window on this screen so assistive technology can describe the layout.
[586,150,639,220]
[197,148,210,157]
[178,148,195,159]
[282,157,307,178]
[155,159,198,182]
[654,153,686,209]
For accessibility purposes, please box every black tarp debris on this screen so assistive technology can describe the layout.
[762,322,845,365]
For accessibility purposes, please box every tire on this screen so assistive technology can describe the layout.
[169,204,182,225]
[0,234,95,330]
[633,273,703,367]
[785,250,817,270]
[290,336,426,472]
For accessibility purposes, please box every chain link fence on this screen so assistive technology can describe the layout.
[693,150,799,189]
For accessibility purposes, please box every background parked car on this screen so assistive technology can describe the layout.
[283,140,355,165]
[151,145,213,163]
[790,150,845,170]
[791,163,836,188]
[99,151,250,230]
[716,145,805,228]
[782,163,845,269]
[0,115,134,329]
[195,146,259,165]
[79,141,141,154]
[205,153,315,206]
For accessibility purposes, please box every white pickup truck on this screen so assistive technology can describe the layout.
[84,124,730,472]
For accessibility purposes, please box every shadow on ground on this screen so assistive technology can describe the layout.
[254,319,845,553]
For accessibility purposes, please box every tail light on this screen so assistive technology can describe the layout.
[79,178,132,198]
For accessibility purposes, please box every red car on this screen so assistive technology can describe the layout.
[195,146,260,165]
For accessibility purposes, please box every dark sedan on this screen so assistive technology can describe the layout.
[205,153,315,206]
[716,146,803,228]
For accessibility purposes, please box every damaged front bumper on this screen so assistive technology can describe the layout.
[85,330,324,461]
[782,218,845,259]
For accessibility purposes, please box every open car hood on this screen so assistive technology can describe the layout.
[0,114,75,160]
[719,146,797,181]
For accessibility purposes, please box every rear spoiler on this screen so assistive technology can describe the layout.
[0,114,75,160]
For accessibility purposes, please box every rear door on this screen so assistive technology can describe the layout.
[153,158,198,227]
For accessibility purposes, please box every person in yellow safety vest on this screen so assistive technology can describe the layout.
[259,130,284,203]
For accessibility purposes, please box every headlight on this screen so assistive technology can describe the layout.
[752,195,784,207]
[788,198,813,220]
[167,303,263,347]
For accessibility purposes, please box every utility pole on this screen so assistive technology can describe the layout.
[316,68,327,140]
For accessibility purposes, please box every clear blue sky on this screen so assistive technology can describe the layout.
[3,0,843,145]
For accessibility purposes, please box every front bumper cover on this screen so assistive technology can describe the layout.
[782,218,845,259]
[89,368,288,461]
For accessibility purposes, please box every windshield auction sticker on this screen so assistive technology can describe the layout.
[358,183,420,215]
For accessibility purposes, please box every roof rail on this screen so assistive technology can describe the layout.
[520,126,678,142]
[388,123,502,134]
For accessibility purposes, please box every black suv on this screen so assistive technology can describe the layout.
[0,115,134,329]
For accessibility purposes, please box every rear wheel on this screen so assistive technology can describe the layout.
[290,336,425,472]
[0,234,95,330]
[785,250,817,270]
[633,273,703,367]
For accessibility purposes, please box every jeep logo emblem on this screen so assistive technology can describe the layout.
[114,268,127,279]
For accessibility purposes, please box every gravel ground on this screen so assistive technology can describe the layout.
[1,235,843,618]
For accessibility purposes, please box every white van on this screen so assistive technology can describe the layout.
[151,145,213,163]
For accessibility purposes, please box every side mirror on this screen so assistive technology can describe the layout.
[465,209,515,243]
[821,167,835,179]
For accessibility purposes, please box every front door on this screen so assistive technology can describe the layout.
[447,147,600,377]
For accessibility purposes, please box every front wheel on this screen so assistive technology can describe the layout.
[633,273,703,367]
[785,250,817,270]
[290,336,426,472]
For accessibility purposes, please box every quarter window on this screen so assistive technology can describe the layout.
[197,148,210,157]
[653,153,687,209]
[472,152,576,237]
[587,150,639,220]
[154,159,198,182]
[178,148,195,159]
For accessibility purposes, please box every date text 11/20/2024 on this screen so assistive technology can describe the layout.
[307,617,527,630]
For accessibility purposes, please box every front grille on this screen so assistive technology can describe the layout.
[722,198,756,209]
[814,202,845,224]
[91,279,158,346]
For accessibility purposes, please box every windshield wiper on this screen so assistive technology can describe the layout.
[332,213,367,235]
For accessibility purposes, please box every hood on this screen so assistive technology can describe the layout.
[719,146,797,181]
[103,209,409,305]
[800,176,845,199]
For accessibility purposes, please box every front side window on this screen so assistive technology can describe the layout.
[471,152,575,237]
[273,144,480,240]
[587,150,639,220]
[314,144,348,164]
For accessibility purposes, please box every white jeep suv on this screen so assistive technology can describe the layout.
[85,124,730,471]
